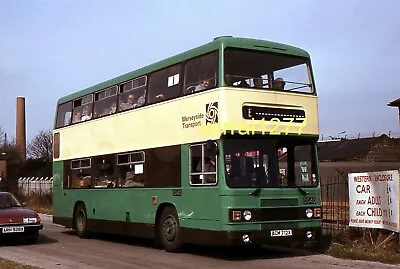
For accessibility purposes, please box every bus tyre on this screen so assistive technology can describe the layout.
[74,203,89,239]
[159,207,183,253]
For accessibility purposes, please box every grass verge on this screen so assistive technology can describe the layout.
[18,192,53,215]
[26,204,52,215]
[322,229,400,264]
[326,242,400,264]
[0,258,42,269]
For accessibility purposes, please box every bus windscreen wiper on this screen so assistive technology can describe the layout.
[249,187,262,196]
[297,186,308,195]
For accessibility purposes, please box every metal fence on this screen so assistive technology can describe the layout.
[17,177,53,196]
[320,175,350,236]
[0,177,53,206]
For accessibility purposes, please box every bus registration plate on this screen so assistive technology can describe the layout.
[270,229,292,237]
[2,226,24,233]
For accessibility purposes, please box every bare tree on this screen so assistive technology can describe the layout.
[1,137,22,163]
[27,130,53,162]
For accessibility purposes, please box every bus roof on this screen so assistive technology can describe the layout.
[56,36,311,105]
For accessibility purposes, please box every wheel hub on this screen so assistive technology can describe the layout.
[163,216,177,242]
[77,211,85,231]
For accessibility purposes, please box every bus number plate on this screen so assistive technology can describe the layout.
[270,229,292,237]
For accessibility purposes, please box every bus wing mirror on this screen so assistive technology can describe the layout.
[205,140,218,155]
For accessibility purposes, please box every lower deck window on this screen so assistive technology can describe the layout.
[93,155,116,188]
[117,152,145,187]
[71,169,92,188]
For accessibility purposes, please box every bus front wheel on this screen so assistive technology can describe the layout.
[74,203,89,238]
[159,206,183,252]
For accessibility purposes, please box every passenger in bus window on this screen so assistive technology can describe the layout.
[124,170,144,187]
[72,111,82,123]
[194,79,210,92]
[120,94,136,111]
[137,96,145,107]
[154,94,165,102]
[238,79,250,88]
[107,178,116,188]
[253,77,263,88]
[109,102,117,114]
[81,105,92,121]
[204,156,216,172]
[225,75,233,86]
[204,156,216,184]
[100,103,113,117]
[273,77,285,90]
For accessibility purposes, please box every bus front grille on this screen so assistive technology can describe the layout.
[260,198,298,207]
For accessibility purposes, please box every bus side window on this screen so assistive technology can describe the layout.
[117,152,145,188]
[184,51,218,95]
[70,158,92,189]
[72,95,93,123]
[189,143,217,185]
[148,64,181,104]
[119,76,146,112]
[94,86,118,118]
[93,155,116,188]
[56,101,73,128]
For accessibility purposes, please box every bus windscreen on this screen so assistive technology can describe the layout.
[224,48,314,94]
[224,137,319,188]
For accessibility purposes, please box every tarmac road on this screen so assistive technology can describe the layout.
[0,214,399,269]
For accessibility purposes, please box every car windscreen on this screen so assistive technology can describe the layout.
[0,193,22,209]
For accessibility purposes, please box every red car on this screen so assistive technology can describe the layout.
[0,191,43,243]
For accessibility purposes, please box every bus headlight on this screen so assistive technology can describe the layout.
[306,208,313,218]
[243,210,252,221]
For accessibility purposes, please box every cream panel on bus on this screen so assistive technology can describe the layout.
[218,88,319,136]
[56,90,221,161]
[54,88,319,161]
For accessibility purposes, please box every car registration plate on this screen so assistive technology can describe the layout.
[2,226,24,233]
[270,229,292,237]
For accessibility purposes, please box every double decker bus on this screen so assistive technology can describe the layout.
[52,36,321,252]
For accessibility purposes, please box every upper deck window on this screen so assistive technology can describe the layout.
[72,94,93,124]
[56,101,73,128]
[94,86,118,118]
[148,64,181,104]
[224,48,314,94]
[119,76,147,112]
[184,51,218,95]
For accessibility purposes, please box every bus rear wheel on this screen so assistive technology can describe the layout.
[74,203,89,238]
[159,206,183,253]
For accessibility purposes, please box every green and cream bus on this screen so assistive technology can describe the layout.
[52,36,322,252]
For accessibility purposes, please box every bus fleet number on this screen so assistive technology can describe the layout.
[303,196,317,204]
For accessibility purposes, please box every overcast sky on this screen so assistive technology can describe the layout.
[0,0,399,142]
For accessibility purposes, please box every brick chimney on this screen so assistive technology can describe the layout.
[16,96,26,162]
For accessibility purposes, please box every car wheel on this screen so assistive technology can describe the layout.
[74,203,89,238]
[158,206,183,253]
[26,231,39,244]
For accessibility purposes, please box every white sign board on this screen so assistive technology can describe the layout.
[348,170,400,232]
